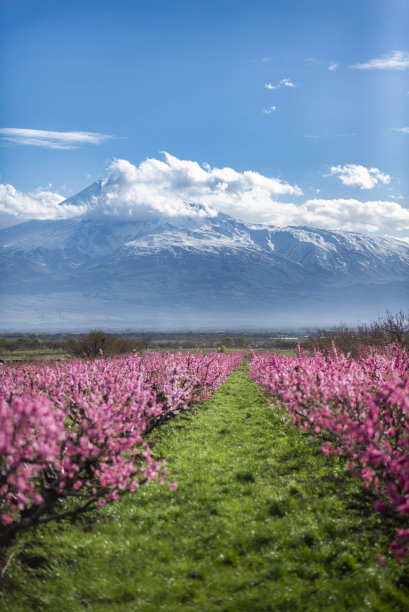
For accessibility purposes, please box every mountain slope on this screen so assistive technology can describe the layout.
[0,202,408,329]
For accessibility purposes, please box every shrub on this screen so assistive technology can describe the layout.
[66,330,144,358]
[303,310,409,358]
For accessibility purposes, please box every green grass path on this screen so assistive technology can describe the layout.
[2,366,409,611]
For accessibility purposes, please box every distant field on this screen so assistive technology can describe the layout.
[0,345,295,362]
[0,347,71,362]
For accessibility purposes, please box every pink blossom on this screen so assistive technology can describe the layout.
[0,350,242,543]
[249,344,409,558]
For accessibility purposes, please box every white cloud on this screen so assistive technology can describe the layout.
[305,133,356,140]
[0,154,302,227]
[264,78,295,90]
[385,235,409,245]
[261,57,272,62]
[280,78,295,88]
[2,155,409,235]
[327,164,390,190]
[281,199,409,233]
[94,154,302,220]
[0,184,84,227]
[349,50,409,71]
[335,133,356,139]
[305,57,325,66]
[262,105,277,114]
[0,128,114,149]
[305,58,339,70]
[393,127,409,134]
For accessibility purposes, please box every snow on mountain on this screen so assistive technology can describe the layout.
[2,204,407,275]
[250,225,409,277]
[0,194,408,329]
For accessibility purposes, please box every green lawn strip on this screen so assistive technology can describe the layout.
[1,365,409,611]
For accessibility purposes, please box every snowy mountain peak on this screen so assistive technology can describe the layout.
[0,179,408,329]
[62,180,103,207]
[59,170,220,224]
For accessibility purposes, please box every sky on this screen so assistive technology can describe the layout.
[1,0,409,239]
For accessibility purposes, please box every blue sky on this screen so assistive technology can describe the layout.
[1,0,409,237]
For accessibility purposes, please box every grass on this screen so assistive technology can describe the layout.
[0,348,70,362]
[1,365,409,611]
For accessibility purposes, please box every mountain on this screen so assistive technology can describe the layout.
[0,194,408,330]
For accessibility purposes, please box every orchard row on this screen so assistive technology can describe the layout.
[0,351,242,544]
[249,344,409,560]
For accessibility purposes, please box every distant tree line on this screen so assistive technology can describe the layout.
[0,336,43,353]
[0,331,149,359]
[147,336,248,350]
[302,310,409,357]
[65,330,147,358]
[220,336,247,347]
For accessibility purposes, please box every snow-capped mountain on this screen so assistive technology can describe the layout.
[0,193,408,329]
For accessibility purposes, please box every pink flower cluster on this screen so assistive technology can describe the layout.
[249,345,409,559]
[0,351,241,543]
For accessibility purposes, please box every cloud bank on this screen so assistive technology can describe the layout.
[0,184,85,227]
[84,153,302,221]
[278,199,409,233]
[0,128,114,149]
[0,153,301,227]
[349,50,409,71]
[327,164,390,190]
[1,153,409,234]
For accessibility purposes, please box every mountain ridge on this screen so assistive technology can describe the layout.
[1,198,408,330]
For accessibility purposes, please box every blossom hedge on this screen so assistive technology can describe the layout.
[0,351,242,544]
[249,345,409,559]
